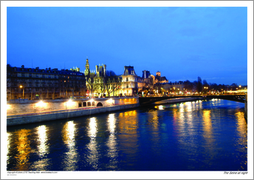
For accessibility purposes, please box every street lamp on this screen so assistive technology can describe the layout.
[20,85,24,99]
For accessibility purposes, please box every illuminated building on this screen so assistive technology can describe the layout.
[121,66,138,96]
[84,59,122,97]
[7,64,86,100]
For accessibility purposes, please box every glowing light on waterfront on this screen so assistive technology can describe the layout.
[158,105,164,110]
[7,104,11,110]
[35,100,47,108]
[107,98,114,105]
[66,99,75,108]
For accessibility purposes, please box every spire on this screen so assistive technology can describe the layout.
[85,58,90,76]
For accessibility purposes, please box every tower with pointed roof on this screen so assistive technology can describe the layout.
[85,58,90,76]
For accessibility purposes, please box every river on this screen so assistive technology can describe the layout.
[6,99,247,171]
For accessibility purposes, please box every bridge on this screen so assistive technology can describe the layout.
[139,94,247,106]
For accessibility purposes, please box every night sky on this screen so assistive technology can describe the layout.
[6,3,248,85]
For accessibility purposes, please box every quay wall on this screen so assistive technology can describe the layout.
[7,103,139,126]
[153,97,203,105]
[7,97,202,126]
[7,97,138,116]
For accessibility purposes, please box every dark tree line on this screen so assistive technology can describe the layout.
[174,77,243,93]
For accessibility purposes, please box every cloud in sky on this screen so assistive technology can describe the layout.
[6,6,248,85]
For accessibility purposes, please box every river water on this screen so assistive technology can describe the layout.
[6,99,247,171]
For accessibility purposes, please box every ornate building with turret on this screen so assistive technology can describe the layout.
[84,58,122,97]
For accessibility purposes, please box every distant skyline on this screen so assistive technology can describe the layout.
[5,3,250,85]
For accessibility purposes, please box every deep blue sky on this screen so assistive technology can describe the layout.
[7,7,247,85]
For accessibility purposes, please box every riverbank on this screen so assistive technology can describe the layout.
[7,103,139,126]
[7,97,204,126]
[154,97,203,105]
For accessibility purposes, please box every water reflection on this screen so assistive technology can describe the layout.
[202,110,214,144]
[235,111,247,170]
[148,110,159,130]
[86,117,99,169]
[106,114,118,169]
[13,129,32,171]
[6,100,247,171]
[176,103,194,136]
[30,125,50,171]
[36,125,48,157]
[7,132,11,162]
[235,111,247,140]
[62,121,78,170]
[118,110,138,162]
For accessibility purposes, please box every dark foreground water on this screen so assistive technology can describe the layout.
[7,99,247,171]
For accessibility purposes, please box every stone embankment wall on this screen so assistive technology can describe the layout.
[7,104,139,126]
[7,97,139,126]
[7,97,138,116]
[153,97,203,105]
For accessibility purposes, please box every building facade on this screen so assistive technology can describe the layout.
[84,59,122,97]
[7,64,86,100]
[121,66,138,96]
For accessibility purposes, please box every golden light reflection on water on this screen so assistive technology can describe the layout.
[13,129,31,171]
[118,110,138,157]
[202,110,214,143]
[235,111,247,145]
[148,110,159,130]
[62,121,78,170]
[235,111,247,137]
[235,111,247,170]
[86,117,99,169]
[106,114,118,169]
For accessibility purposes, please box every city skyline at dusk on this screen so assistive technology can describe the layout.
[4,2,251,86]
[2,2,253,178]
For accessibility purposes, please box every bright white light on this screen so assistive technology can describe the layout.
[36,100,47,108]
[107,98,114,105]
[66,99,75,108]
[88,117,97,138]
[158,105,164,110]
[7,104,11,110]
[37,125,48,157]
[108,114,116,133]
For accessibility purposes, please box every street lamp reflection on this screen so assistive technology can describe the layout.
[86,117,99,169]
